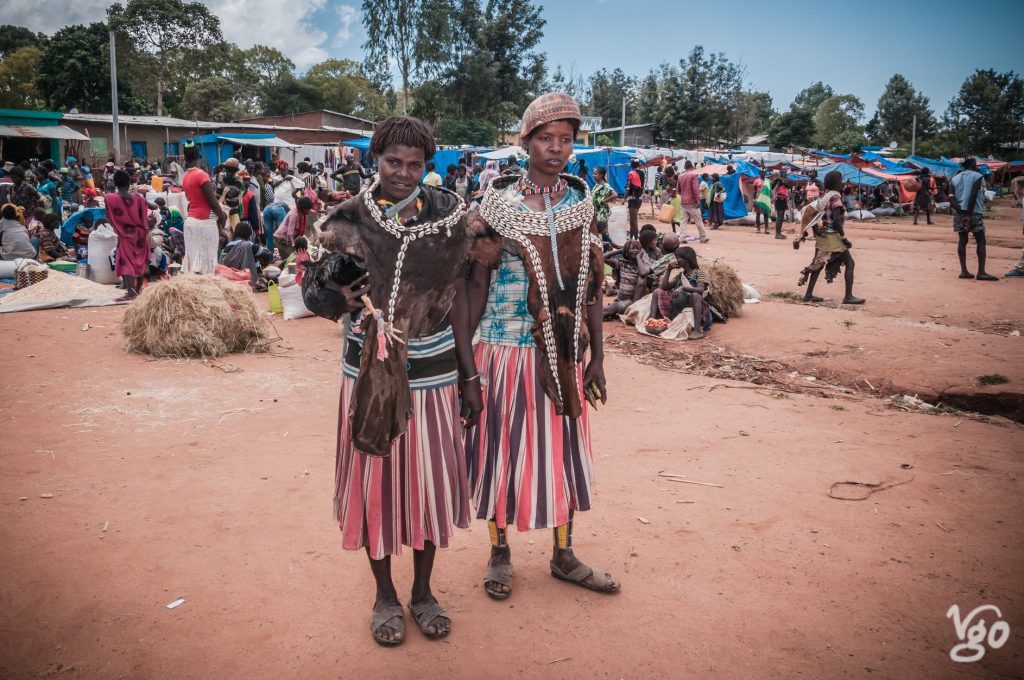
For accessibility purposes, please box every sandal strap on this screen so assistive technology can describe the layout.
[371,603,404,632]
[484,563,514,586]
[407,600,448,630]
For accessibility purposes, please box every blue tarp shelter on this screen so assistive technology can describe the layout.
[343,137,372,152]
[60,207,106,245]
[798,162,884,187]
[566,148,637,194]
[183,133,295,170]
[906,155,961,177]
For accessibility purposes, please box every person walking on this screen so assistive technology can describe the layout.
[773,175,789,239]
[676,161,709,242]
[625,159,645,240]
[913,168,935,225]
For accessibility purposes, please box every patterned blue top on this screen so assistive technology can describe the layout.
[478,185,586,347]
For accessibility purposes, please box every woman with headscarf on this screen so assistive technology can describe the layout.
[466,92,619,602]
[795,169,865,305]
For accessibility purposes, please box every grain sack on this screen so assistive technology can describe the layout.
[121,274,272,358]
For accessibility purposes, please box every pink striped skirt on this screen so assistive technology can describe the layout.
[334,377,470,559]
[467,343,595,532]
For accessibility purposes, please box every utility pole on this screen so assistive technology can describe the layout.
[620,96,626,147]
[911,114,916,157]
[109,31,120,163]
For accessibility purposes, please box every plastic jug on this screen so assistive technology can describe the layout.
[267,281,283,314]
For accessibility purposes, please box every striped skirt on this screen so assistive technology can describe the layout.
[467,343,595,532]
[334,377,470,559]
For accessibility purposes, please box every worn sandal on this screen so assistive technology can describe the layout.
[484,563,514,600]
[550,561,620,594]
[370,603,405,647]
[407,599,451,639]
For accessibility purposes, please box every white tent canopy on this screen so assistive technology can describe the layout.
[478,146,526,160]
[218,135,295,148]
[0,124,90,141]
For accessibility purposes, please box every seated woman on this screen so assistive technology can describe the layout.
[0,203,36,260]
[34,213,70,262]
[220,220,270,287]
[652,245,709,340]
[602,239,650,319]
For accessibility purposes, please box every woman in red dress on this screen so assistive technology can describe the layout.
[104,170,151,300]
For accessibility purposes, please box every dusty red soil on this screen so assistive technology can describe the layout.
[1,197,1022,679]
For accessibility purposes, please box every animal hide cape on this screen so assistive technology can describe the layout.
[471,174,603,419]
[321,185,472,457]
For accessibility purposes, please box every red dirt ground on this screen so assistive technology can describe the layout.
[1,197,1022,679]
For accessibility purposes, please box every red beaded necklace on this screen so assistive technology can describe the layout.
[518,176,567,196]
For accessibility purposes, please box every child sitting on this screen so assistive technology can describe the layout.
[72,213,95,260]
[293,236,311,285]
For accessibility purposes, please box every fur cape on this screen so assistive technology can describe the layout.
[321,184,472,457]
[469,174,603,419]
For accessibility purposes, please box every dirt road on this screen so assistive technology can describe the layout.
[0,198,1021,679]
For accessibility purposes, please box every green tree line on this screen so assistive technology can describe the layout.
[0,0,1021,156]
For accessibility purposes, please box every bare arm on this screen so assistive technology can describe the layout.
[450,274,482,426]
[201,180,228,225]
[583,297,607,404]
[466,261,492,333]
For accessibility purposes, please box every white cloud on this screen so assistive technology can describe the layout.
[337,5,359,44]
[2,0,113,33]
[2,0,361,71]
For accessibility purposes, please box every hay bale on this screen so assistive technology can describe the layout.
[121,275,272,358]
[699,256,744,318]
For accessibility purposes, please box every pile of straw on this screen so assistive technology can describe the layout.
[699,256,744,318]
[121,275,272,358]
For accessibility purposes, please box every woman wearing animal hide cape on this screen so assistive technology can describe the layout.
[318,116,483,647]
[465,92,620,602]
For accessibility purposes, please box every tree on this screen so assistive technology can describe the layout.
[303,58,390,121]
[108,0,224,116]
[822,129,866,154]
[737,91,775,135]
[588,68,637,130]
[768,109,815,148]
[791,81,834,114]
[180,76,245,121]
[416,0,546,131]
[0,25,43,59]
[635,72,660,134]
[361,0,453,114]
[944,69,1024,155]
[813,94,864,148]
[874,74,936,146]
[435,119,498,146]
[260,74,324,117]
[596,134,616,146]
[0,47,44,109]
[36,22,147,114]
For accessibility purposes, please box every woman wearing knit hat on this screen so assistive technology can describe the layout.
[465,92,620,601]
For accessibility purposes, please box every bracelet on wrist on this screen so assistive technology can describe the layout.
[461,374,480,383]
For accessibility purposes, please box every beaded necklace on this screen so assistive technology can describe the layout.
[517,175,569,290]
[376,196,424,226]
[362,182,466,360]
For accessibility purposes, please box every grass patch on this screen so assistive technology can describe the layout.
[977,374,1010,386]
[838,319,856,329]
[770,291,803,301]
[829,405,847,411]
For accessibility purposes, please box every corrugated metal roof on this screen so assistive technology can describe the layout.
[63,112,217,128]
[0,124,90,140]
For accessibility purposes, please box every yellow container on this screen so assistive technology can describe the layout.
[267,281,283,314]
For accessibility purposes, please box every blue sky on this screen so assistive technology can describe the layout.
[10,0,1024,120]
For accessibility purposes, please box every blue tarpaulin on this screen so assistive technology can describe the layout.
[906,155,961,177]
[566,148,637,194]
[60,207,106,245]
[797,162,884,187]
[696,172,747,221]
[344,137,372,152]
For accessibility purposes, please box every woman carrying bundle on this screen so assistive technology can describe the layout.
[795,169,865,305]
